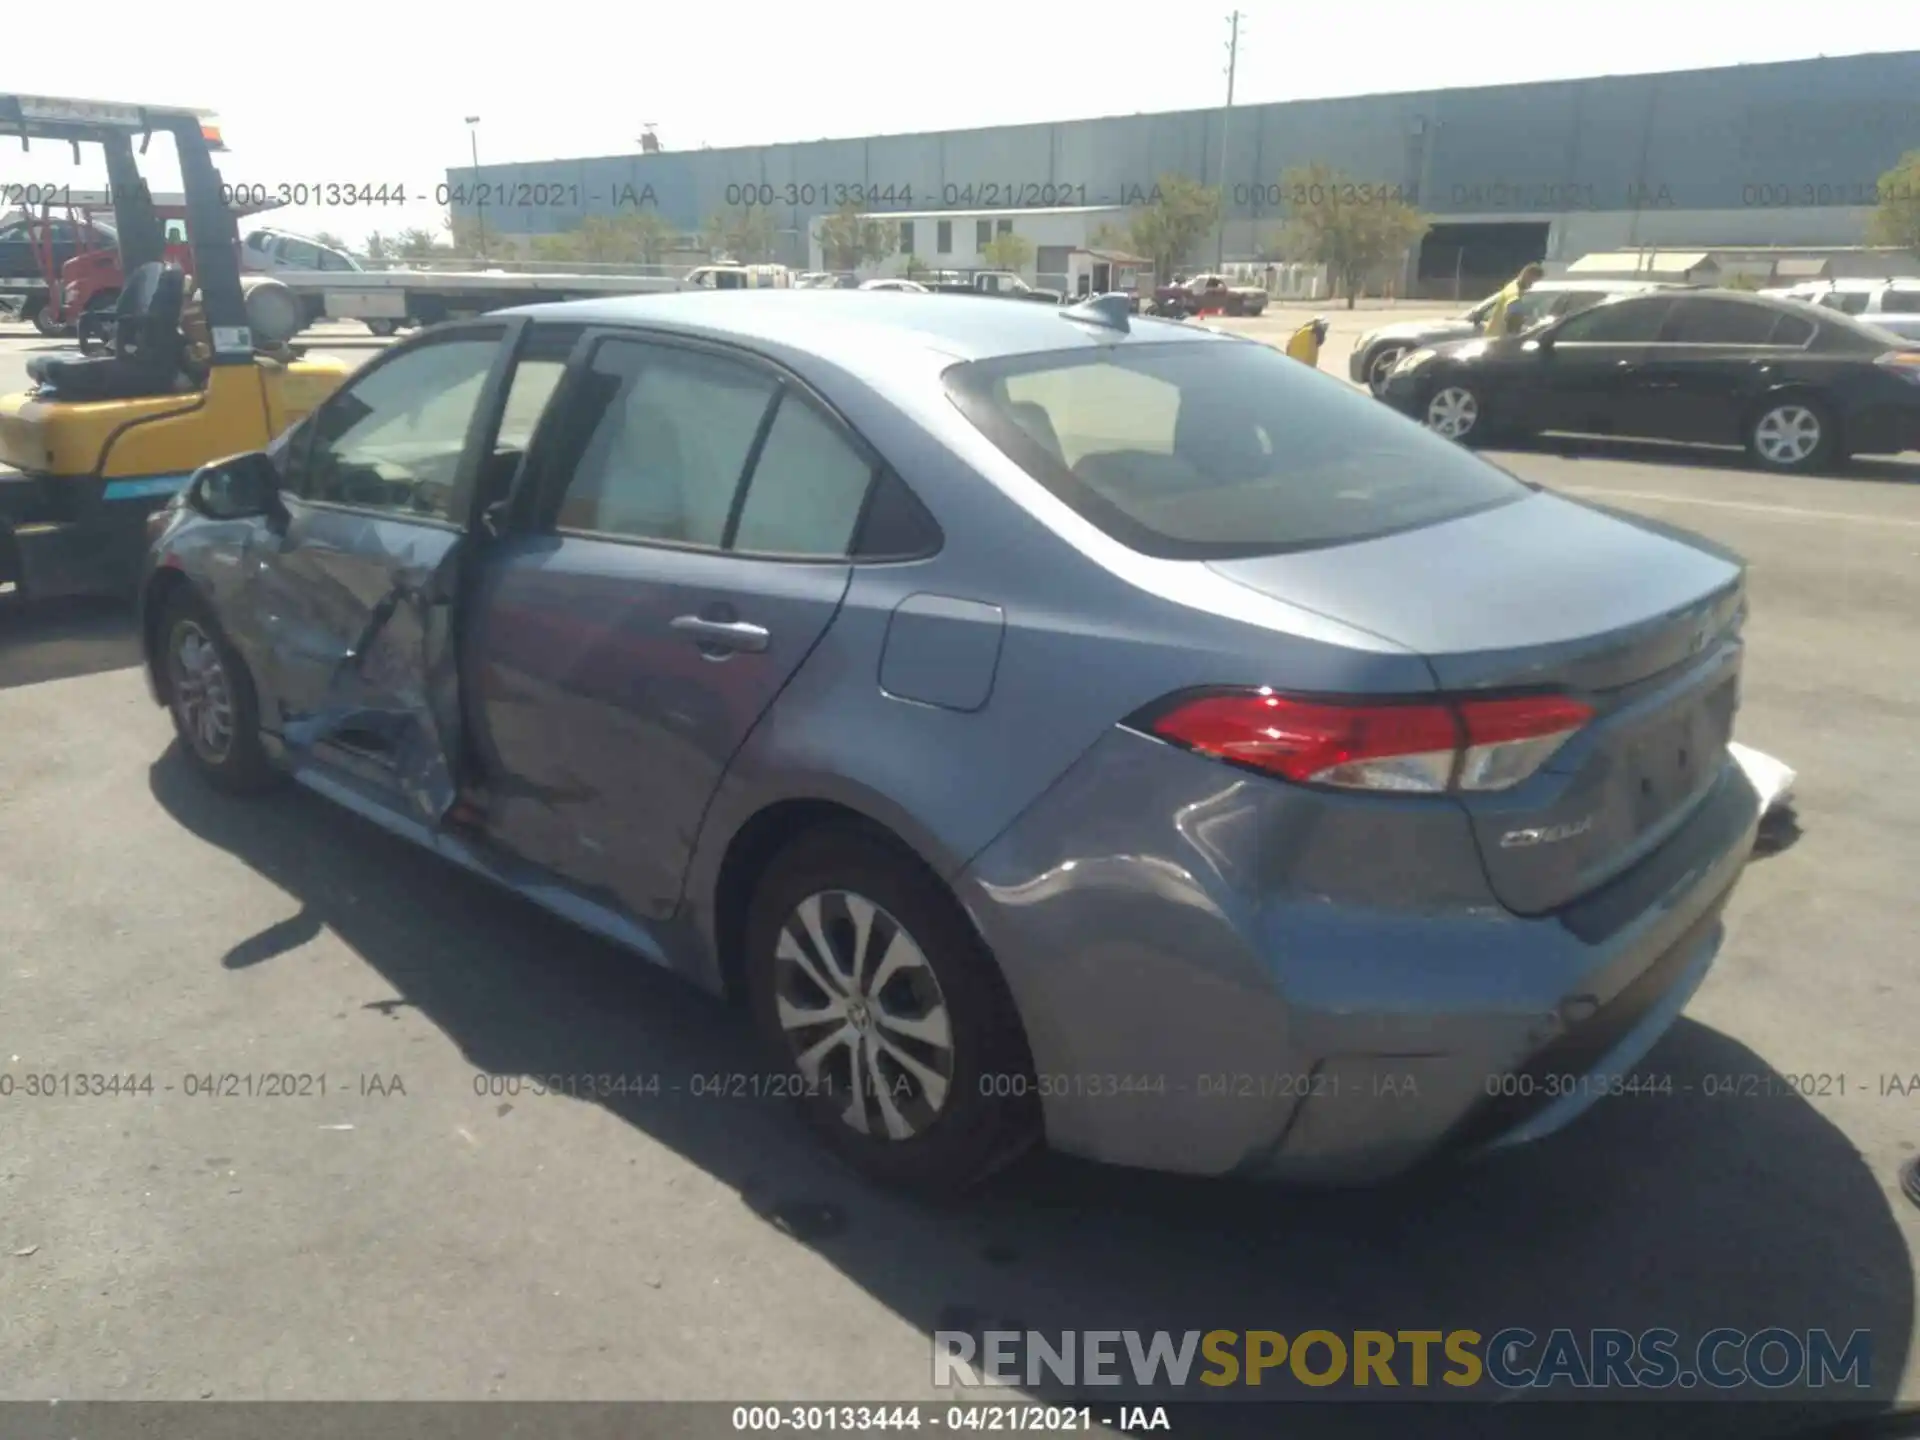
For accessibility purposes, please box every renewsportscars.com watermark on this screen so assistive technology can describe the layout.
[934,1328,1872,1392]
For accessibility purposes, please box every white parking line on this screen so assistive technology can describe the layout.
[1556,485,1920,528]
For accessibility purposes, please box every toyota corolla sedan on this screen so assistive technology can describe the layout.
[139,290,1764,1193]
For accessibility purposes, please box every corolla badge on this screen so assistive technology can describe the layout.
[1499,815,1595,848]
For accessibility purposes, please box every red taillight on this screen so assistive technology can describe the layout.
[1140,688,1593,794]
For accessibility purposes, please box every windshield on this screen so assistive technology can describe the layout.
[945,339,1527,560]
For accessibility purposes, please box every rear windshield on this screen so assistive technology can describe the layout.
[944,338,1528,559]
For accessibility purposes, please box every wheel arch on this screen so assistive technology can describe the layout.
[707,798,953,1003]
[140,566,196,700]
[702,793,1033,1083]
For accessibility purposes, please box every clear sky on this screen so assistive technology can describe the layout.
[8,2,1916,248]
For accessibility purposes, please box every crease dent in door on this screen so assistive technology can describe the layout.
[279,544,466,825]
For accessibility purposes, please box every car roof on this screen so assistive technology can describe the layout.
[1533,278,1673,292]
[503,289,1221,363]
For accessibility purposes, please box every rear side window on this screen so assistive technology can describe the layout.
[1880,289,1920,314]
[1767,312,1815,346]
[730,394,875,558]
[1658,297,1791,345]
[944,339,1527,560]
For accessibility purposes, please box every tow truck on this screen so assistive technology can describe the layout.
[0,93,351,605]
[22,188,287,335]
[258,258,691,341]
[0,199,112,332]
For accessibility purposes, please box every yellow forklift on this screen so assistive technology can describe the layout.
[0,94,350,604]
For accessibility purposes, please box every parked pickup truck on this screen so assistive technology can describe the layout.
[1151,273,1269,318]
[924,270,1064,303]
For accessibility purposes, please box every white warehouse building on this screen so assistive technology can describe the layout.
[809,205,1131,289]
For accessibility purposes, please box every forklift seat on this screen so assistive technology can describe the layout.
[25,262,191,401]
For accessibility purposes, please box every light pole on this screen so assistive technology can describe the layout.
[1215,10,1241,269]
[465,115,488,263]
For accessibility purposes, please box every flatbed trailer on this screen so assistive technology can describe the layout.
[271,267,689,334]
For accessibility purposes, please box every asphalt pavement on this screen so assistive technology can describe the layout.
[0,317,1916,1430]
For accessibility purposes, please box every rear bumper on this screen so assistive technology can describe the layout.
[957,729,1762,1182]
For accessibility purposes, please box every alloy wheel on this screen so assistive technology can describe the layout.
[1427,386,1480,439]
[772,890,955,1141]
[1367,347,1407,393]
[168,620,236,764]
[1753,404,1822,467]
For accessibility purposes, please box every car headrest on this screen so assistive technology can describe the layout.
[1006,401,1064,462]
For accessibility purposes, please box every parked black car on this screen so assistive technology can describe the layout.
[1349,279,1676,395]
[1379,289,1920,473]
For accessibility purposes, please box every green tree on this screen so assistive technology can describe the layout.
[1124,174,1221,280]
[533,213,678,266]
[448,214,488,259]
[363,230,392,265]
[900,253,932,280]
[1866,149,1920,254]
[313,230,349,252]
[1278,163,1432,309]
[1087,221,1133,252]
[816,202,893,271]
[980,232,1035,273]
[703,206,778,263]
[395,227,444,260]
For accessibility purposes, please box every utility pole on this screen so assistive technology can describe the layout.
[1216,10,1240,269]
[465,115,488,264]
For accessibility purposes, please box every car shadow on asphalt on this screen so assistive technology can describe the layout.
[1504,435,1920,487]
[0,596,142,691]
[148,748,1911,1440]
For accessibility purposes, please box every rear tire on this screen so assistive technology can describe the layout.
[365,318,398,337]
[744,824,1041,1196]
[158,587,281,795]
[1746,394,1838,473]
[29,299,63,337]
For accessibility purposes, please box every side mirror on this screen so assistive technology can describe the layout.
[191,451,284,523]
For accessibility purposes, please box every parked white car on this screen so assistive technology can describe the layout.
[858,278,930,292]
[1761,278,1920,341]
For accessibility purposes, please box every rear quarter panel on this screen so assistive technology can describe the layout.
[679,341,1440,970]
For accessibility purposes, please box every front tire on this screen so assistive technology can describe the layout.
[1425,382,1488,444]
[1746,395,1837,473]
[159,587,280,795]
[365,318,398,337]
[744,824,1040,1195]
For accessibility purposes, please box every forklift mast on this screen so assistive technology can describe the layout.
[101,133,165,268]
[0,95,250,351]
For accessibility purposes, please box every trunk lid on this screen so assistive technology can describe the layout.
[1207,491,1747,915]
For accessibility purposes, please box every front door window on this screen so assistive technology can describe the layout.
[289,336,503,523]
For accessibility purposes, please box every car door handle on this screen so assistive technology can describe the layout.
[670,615,770,653]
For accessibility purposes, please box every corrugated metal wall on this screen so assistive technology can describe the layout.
[453,51,1920,261]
